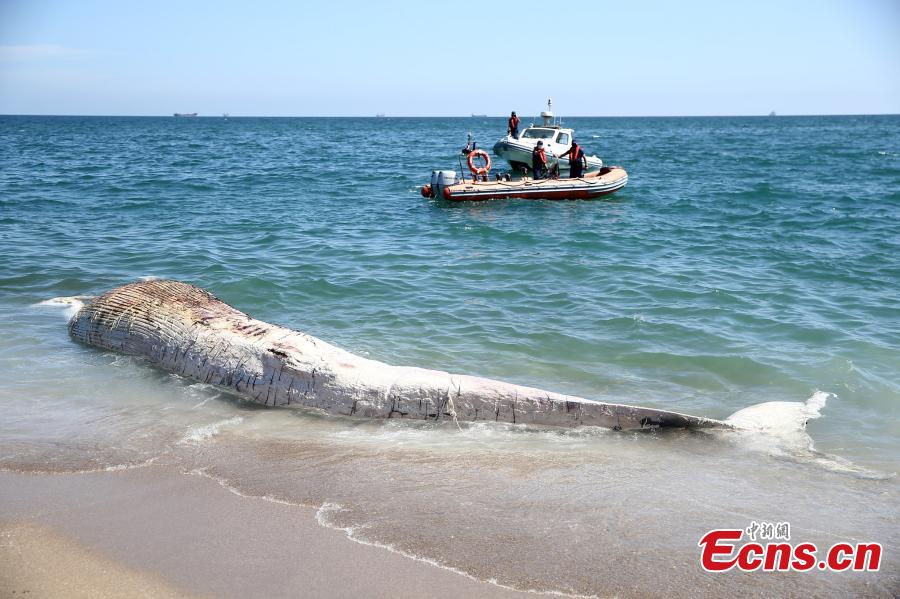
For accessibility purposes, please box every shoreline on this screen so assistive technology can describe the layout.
[0,466,538,599]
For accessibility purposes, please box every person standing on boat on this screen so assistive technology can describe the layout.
[508,111,520,138]
[532,141,547,179]
[559,139,587,178]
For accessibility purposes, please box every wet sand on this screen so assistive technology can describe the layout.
[0,467,533,598]
[1,522,191,598]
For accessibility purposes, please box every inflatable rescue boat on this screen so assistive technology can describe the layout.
[421,148,628,202]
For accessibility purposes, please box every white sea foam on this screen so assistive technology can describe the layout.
[325,419,612,453]
[35,295,93,319]
[187,468,310,508]
[179,416,244,445]
[96,457,161,472]
[314,503,598,599]
[181,470,596,596]
[0,455,162,475]
[192,397,214,409]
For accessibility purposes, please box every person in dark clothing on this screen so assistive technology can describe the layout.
[532,140,547,179]
[559,138,586,178]
[507,111,520,138]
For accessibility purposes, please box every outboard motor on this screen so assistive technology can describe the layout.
[429,170,458,200]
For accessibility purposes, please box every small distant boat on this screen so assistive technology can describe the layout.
[471,113,488,118]
[174,112,198,117]
[769,111,777,117]
[375,113,386,118]
[422,166,628,202]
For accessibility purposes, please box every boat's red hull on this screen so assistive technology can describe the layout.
[446,184,624,201]
[438,167,628,202]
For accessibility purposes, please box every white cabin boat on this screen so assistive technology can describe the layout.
[492,99,602,176]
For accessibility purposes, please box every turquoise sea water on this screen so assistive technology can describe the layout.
[1,115,898,596]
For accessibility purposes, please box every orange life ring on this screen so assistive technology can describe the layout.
[466,149,491,176]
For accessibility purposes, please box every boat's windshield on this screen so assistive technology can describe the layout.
[521,128,555,139]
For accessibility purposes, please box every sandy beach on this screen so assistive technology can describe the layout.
[0,467,534,598]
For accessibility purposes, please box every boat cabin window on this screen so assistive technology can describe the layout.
[556,133,570,145]
[521,128,555,140]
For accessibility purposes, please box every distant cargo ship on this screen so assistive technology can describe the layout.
[471,113,488,117]
[174,113,198,117]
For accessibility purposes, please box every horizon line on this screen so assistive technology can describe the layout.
[2,112,899,119]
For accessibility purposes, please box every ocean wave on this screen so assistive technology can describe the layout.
[314,502,599,599]
[322,418,617,453]
[0,455,162,476]
[178,416,244,446]
[186,468,311,508]
[35,295,94,319]
[182,466,602,596]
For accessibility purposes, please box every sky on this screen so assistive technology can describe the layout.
[0,0,898,116]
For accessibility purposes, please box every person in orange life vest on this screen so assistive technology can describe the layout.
[532,140,547,179]
[508,111,520,138]
[559,138,587,178]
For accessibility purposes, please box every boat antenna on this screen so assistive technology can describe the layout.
[548,98,563,126]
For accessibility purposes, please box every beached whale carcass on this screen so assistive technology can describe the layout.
[68,280,729,431]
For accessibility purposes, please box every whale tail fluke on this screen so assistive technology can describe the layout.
[722,392,888,478]
[725,390,829,434]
